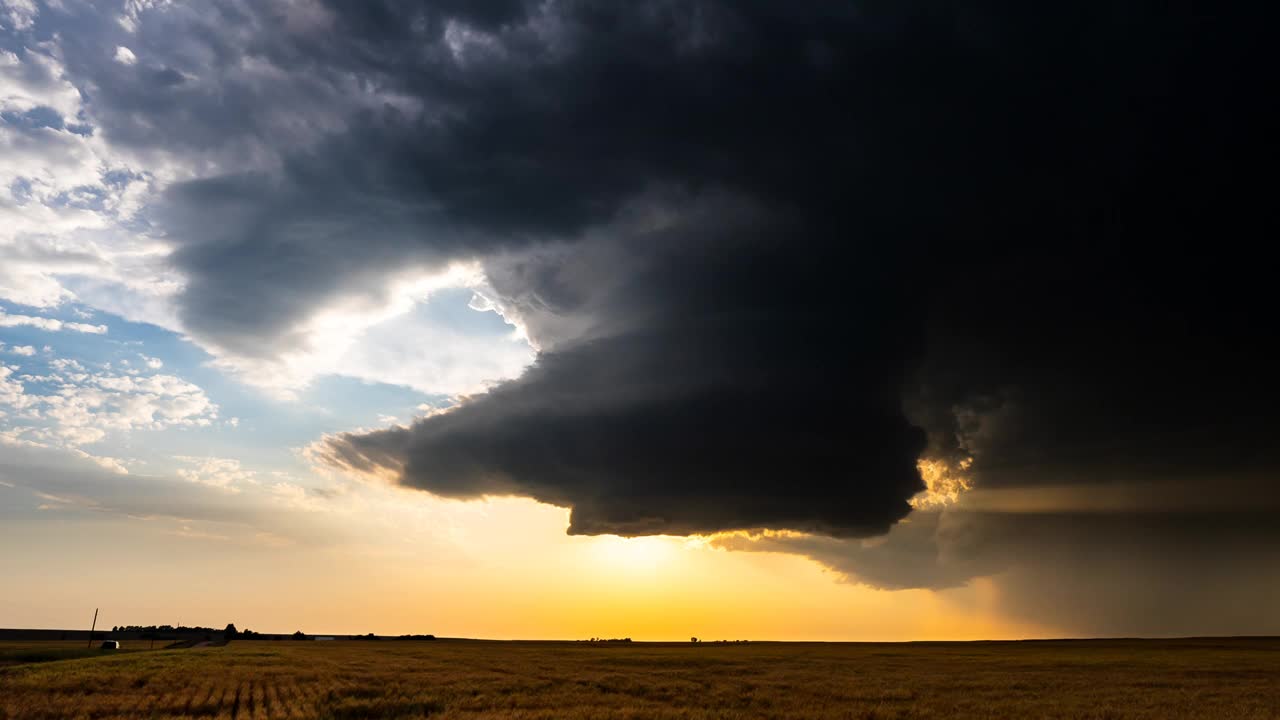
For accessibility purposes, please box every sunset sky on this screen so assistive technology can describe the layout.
[1,1,1276,640]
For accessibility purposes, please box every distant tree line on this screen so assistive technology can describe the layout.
[111,625,220,634]
[223,624,265,638]
[106,625,436,641]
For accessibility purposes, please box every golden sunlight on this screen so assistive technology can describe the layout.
[586,535,683,576]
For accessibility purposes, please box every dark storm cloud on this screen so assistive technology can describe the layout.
[99,0,1089,354]
[43,2,1278,543]
[716,508,1280,636]
[313,195,929,537]
[312,0,1279,540]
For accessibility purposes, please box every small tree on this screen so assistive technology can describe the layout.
[691,637,699,643]
[224,623,239,639]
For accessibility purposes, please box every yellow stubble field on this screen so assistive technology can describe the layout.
[1,638,1278,719]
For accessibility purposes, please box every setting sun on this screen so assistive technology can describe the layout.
[587,535,681,576]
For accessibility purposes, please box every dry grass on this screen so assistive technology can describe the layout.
[1,638,1277,719]
[0,642,153,669]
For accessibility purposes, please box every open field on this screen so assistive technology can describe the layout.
[1,638,1278,720]
[0,642,153,669]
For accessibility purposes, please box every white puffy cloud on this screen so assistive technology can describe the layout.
[0,38,178,318]
[113,46,136,65]
[323,298,534,399]
[0,310,107,334]
[201,263,533,398]
[0,45,82,117]
[0,365,31,410]
[174,455,253,492]
[0,353,218,452]
[67,447,130,474]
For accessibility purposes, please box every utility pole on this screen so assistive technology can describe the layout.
[87,608,98,649]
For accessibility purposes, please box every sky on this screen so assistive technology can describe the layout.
[1,0,1277,640]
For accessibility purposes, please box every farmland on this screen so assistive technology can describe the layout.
[1,638,1277,719]
[0,642,154,669]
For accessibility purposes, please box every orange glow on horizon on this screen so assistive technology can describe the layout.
[0,487,1057,642]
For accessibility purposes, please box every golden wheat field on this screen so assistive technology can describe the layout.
[1,638,1278,720]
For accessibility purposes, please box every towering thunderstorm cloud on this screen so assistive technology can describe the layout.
[306,1,1279,543]
[17,0,1274,630]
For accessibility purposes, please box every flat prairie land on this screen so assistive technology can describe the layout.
[0,642,151,669]
[1,637,1277,720]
